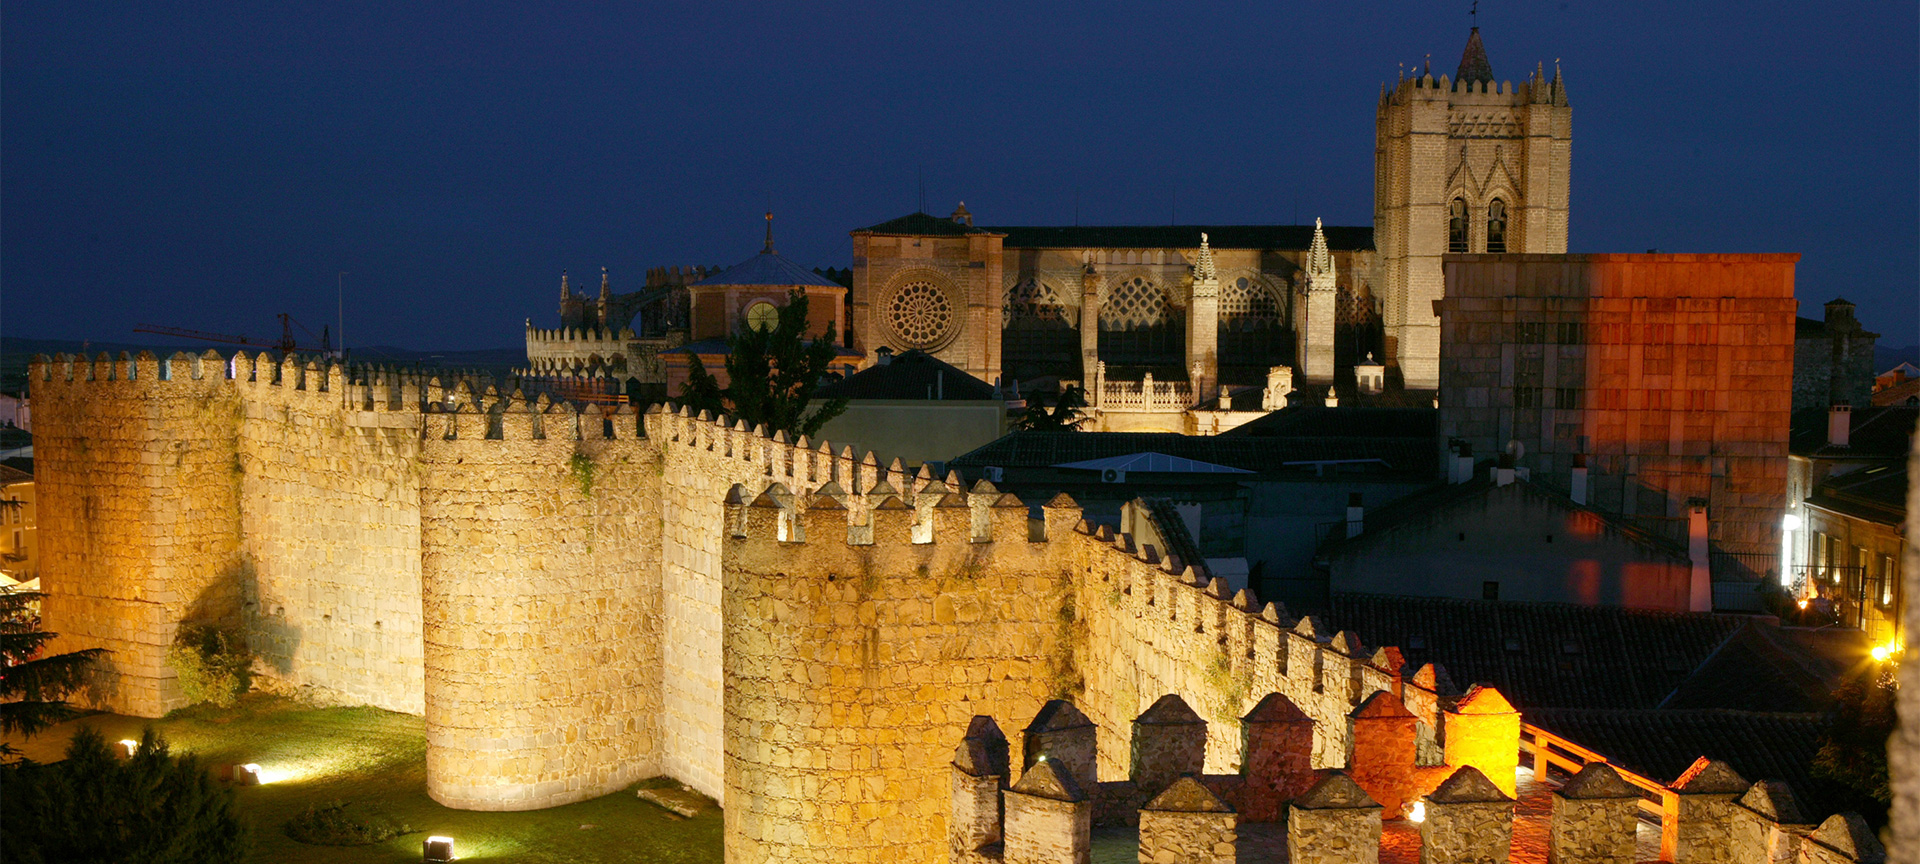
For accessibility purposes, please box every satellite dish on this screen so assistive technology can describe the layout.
[1504,440,1526,461]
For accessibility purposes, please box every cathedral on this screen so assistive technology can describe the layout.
[524,27,1570,428]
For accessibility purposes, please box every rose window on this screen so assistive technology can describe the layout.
[886,281,955,348]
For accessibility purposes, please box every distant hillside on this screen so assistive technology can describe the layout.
[0,336,524,395]
[1876,344,1918,373]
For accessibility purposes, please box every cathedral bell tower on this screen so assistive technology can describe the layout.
[1374,28,1570,389]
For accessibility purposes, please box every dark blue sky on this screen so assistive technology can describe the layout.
[5,2,1916,351]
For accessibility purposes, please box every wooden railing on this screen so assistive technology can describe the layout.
[1521,722,1679,861]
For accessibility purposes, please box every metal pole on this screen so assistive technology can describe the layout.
[338,272,349,358]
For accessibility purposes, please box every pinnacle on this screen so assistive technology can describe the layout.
[1456,27,1494,86]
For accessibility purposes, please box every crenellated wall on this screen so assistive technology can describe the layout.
[418,396,663,810]
[33,350,245,715]
[29,349,1876,864]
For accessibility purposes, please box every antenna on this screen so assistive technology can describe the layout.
[337,271,349,358]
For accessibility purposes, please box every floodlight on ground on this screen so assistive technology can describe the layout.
[236,763,262,786]
[423,835,456,862]
[118,739,138,757]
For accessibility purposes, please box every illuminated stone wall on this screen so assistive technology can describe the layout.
[33,351,244,716]
[418,398,663,811]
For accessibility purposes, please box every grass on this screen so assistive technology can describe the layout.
[3,694,722,864]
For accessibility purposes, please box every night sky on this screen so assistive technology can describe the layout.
[4,2,1915,352]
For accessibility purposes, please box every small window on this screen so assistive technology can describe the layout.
[1884,555,1898,606]
[1486,199,1508,253]
[1458,532,1467,542]
[745,301,779,333]
[1514,387,1542,409]
[1484,581,1501,601]
[1449,199,1469,253]
[1555,388,1582,410]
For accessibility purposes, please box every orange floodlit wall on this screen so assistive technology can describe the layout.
[1439,254,1799,558]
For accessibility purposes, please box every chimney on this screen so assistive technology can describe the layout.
[1828,402,1851,447]
[1346,492,1364,539]
[1570,454,1589,506]
[1687,501,1711,612]
[1493,453,1516,487]
[1449,441,1474,485]
[875,346,894,366]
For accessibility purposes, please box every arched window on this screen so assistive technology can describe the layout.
[1448,199,1469,253]
[1219,277,1280,332]
[1100,276,1170,329]
[1486,199,1508,254]
[1003,279,1069,329]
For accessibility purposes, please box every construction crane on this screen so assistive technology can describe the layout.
[134,313,337,357]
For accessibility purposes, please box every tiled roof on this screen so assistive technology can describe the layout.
[854,212,991,236]
[1875,377,1920,407]
[1056,453,1252,475]
[1325,593,1753,710]
[1805,463,1907,526]
[0,463,29,485]
[985,224,1373,251]
[1319,476,1691,560]
[660,338,864,359]
[1455,27,1494,85]
[1136,497,1207,574]
[1220,407,1436,439]
[691,251,846,289]
[810,350,998,401]
[1522,709,1854,819]
[1659,620,1851,713]
[1788,405,1917,459]
[947,430,1437,478]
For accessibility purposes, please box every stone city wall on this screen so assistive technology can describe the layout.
[234,354,425,714]
[418,395,664,811]
[33,351,245,716]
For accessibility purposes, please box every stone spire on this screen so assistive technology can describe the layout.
[560,269,570,300]
[1305,218,1336,291]
[1456,27,1494,86]
[1194,232,1217,283]
[600,266,610,298]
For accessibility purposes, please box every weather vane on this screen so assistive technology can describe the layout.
[1470,1,1478,27]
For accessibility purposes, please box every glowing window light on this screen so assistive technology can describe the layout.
[118,739,138,757]
[1409,800,1426,822]
[424,835,456,862]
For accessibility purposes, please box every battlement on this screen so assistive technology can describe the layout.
[524,323,640,343]
[1381,64,1566,109]
[953,703,1883,864]
[31,350,509,412]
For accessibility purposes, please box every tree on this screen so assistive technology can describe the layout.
[1811,672,1896,806]
[1011,385,1090,432]
[2,726,251,864]
[0,590,106,749]
[677,290,849,440]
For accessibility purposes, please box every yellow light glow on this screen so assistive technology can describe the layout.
[1796,599,1809,610]
[1409,801,1426,822]
[1872,646,1889,662]
[118,739,138,756]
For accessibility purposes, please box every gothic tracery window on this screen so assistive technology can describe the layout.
[1486,199,1508,254]
[1100,276,1169,329]
[1449,199,1469,253]
[1004,278,1069,328]
[885,281,956,349]
[1219,277,1280,332]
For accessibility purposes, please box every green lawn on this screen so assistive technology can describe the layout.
[4,695,722,863]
